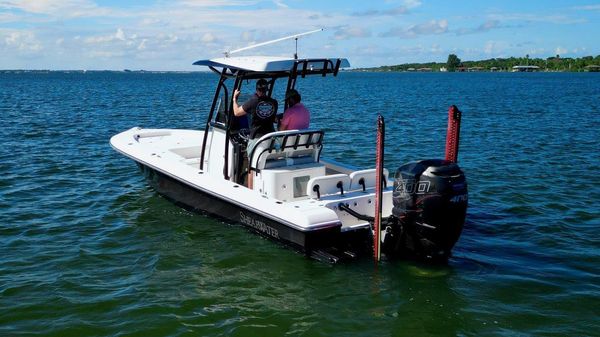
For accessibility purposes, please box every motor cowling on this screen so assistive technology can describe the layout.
[383,159,468,262]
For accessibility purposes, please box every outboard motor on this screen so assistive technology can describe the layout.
[382,160,467,261]
[382,105,467,262]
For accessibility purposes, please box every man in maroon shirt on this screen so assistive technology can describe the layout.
[279,89,310,131]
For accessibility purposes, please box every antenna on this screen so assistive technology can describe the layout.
[224,28,323,58]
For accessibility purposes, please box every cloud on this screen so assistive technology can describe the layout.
[380,19,448,38]
[0,0,115,18]
[273,0,288,8]
[403,0,422,9]
[555,46,568,55]
[201,32,217,43]
[487,13,585,25]
[333,26,371,40]
[0,11,20,23]
[352,6,409,17]
[479,19,501,31]
[430,44,442,54]
[484,40,502,55]
[0,0,91,14]
[572,4,600,11]
[1,29,43,53]
[351,0,421,17]
[571,47,588,54]
[115,28,126,41]
[455,20,502,35]
[347,42,446,66]
[176,0,258,7]
[84,28,127,44]
[1,3,328,65]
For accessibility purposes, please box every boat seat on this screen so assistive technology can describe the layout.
[349,168,389,192]
[249,129,324,172]
[307,174,351,199]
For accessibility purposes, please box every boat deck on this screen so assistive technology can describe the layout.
[111,127,394,233]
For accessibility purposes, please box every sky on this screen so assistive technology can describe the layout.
[1,0,599,70]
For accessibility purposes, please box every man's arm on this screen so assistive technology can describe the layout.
[232,89,246,116]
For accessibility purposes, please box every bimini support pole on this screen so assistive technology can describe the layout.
[445,105,462,163]
[200,70,228,171]
[373,115,385,263]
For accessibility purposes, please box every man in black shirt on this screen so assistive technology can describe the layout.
[232,78,278,188]
[233,78,278,140]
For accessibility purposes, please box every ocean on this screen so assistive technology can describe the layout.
[1,71,598,336]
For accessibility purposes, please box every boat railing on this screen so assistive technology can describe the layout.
[291,59,343,78]
[249,129,324,172]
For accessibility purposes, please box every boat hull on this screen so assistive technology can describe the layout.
[136,163,344,256]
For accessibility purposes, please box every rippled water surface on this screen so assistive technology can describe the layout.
[1,71,599,336]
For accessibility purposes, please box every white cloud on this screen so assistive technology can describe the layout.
[487,12,585,25]
[333,26,371,40]
[402,0,422,9]
[572,4,600,11]
[176,0,258,7]
[381,19,448,38]
[1,29,43,52]
[412,19,448,34]
[555,46,568,55]
[115,28,126,41]
[351,0,421,16]
[0,0,116,18]
[273,0,288,8]
[240,30,254,43]
[84,29,123,44]
[484,41,498,54]
[430,44,442,54]
[0,11,20,23]
[201,32,217,43]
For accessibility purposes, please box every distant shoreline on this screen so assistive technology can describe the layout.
[354,55,600,73]
[349,68,600,73]
[0,69,208,74]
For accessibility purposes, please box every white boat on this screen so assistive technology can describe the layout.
[110,55,468,263]
[512,65,541,72]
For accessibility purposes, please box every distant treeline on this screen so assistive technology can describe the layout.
[356,54,600,72]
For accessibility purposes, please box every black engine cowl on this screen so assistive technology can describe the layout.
[383,159,468,262]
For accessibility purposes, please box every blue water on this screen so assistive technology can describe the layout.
[1,71,599,336]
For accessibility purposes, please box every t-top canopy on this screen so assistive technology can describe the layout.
[193,56,350,73]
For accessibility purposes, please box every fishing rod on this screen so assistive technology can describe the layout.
[224,28,324,59]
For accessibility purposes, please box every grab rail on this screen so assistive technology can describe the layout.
[248,130,324,172]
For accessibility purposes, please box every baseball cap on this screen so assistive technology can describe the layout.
[256,79,269,92]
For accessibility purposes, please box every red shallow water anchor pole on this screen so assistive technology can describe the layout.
[373,115,385,263]
[445,105,462,163]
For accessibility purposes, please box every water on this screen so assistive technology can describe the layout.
[1,71,599,336]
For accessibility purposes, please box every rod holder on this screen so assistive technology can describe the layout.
[445,105,462,163]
